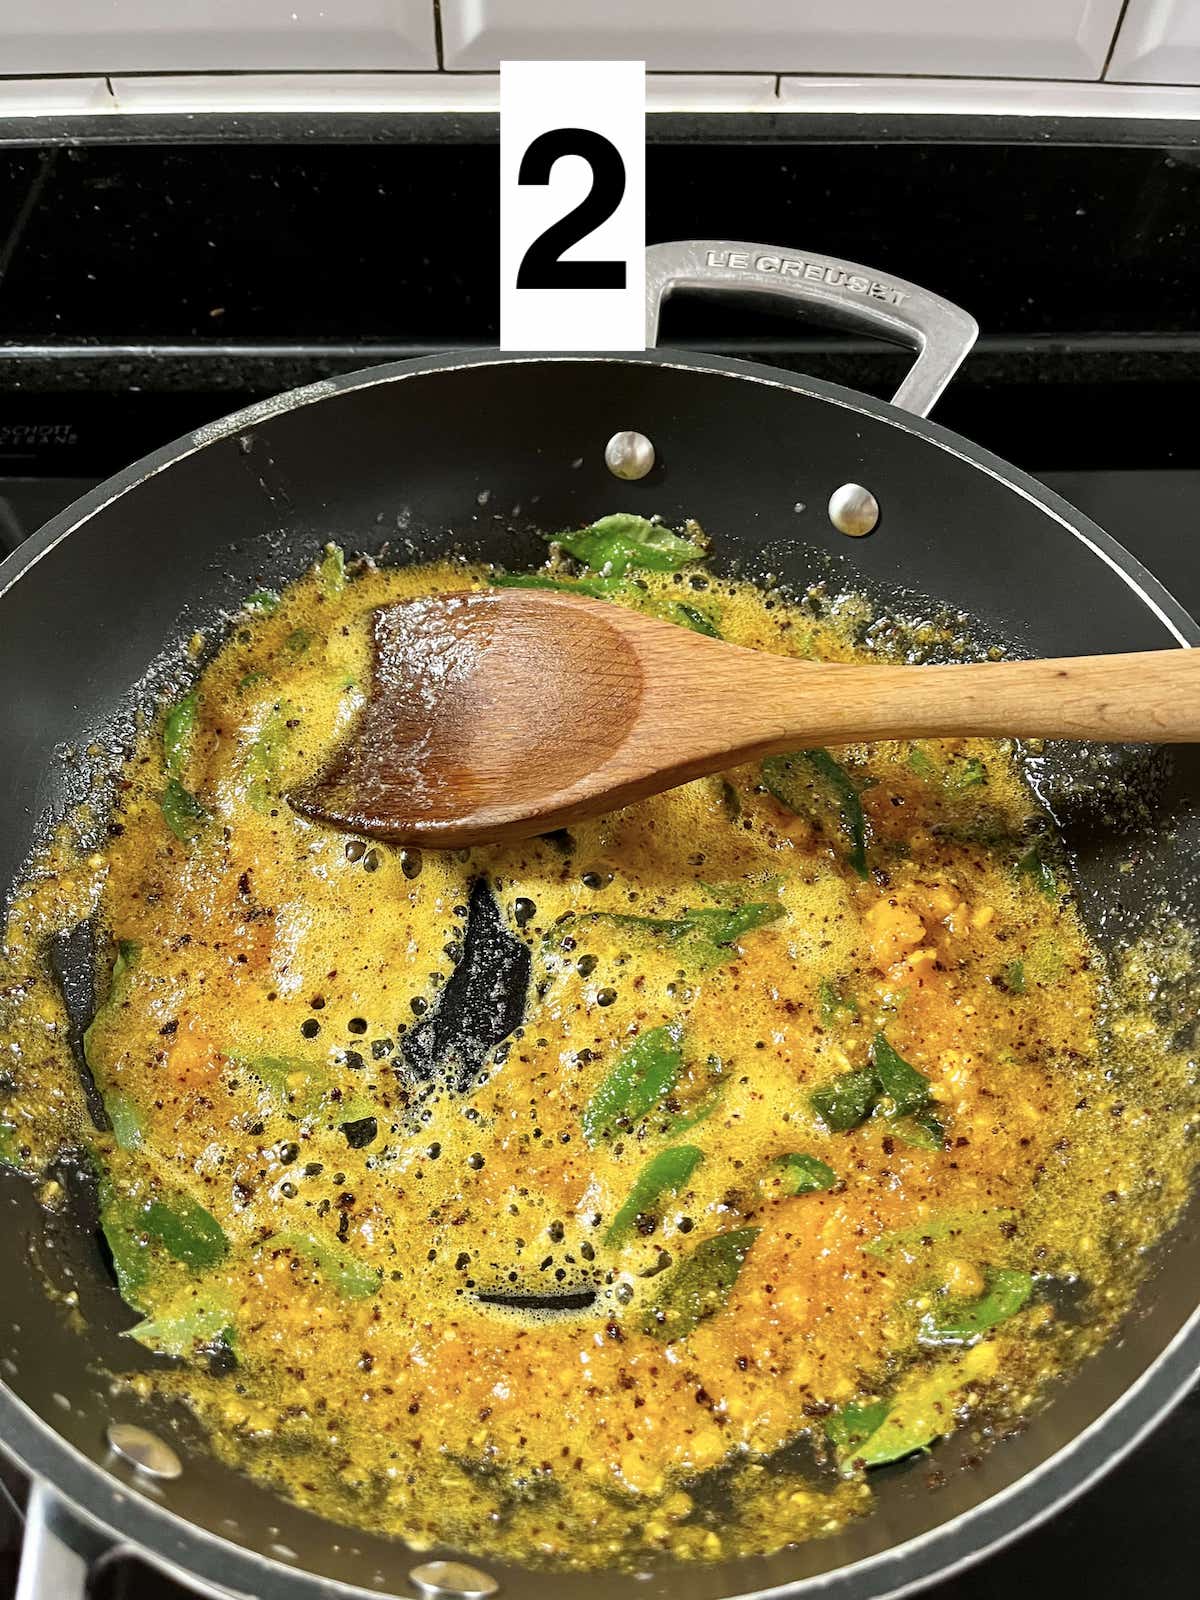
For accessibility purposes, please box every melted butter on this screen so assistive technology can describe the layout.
[0,550,1196,1569]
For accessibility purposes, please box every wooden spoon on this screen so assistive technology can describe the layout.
[288,588,1199,847]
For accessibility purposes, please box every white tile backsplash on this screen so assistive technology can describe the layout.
[109,73,498,113]
[0,77,114,115]
[1108,0,1200,84]
[646,75,779,110]
[106,71,781,114]
[0,1,436,74]
[0,72,1171,120]
[441,0,1125,79]
[777,73,1200,118]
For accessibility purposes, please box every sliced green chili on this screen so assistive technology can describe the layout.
[582,1024,684,1146]
[604,1145,703,1245]
[918,1268,1034,1347]
[163,691,198,779]
[161,776,207,842]
[319,542,346,596]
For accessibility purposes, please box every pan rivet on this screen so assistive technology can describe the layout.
[604,430,655,481]
[409,1559,499,1599]
[828,483,879,538]
[106,1422,182,1481]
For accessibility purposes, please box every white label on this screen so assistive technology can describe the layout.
[500,60,645,352]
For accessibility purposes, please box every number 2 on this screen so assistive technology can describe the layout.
[516,128,627,291]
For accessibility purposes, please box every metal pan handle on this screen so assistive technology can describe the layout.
[16,1481,110,1600]
[644,239,978,418]
[16,1479,237,1600]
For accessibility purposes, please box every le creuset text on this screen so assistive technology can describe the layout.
[705,249,908,306]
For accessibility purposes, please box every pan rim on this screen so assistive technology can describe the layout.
[0,345,1197,1600]
[3,348,1197,652]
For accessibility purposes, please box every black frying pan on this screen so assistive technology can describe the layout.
[1,243,1198,1600]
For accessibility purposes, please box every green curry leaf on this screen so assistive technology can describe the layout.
[818,978,859,1024]
[764,1153,837,1197]
[554,901,783,971]
[1017,847,1059,899]
[238,1054,327,1116]
[671,603,720,638]
[871,1033,932,1116]
[264,1230,379,1300]
[245,706,290,814]
[319,542,346,597]
[552,514,705,579]
[105,1091,145,1151]
[825,1398,889,1460]
[642,1227,758,1342]
[810,1068,878,1133]
[126,1298,234,1359]
[890,1107,946,1151]
[763,749,869,879]
[100,1177,229,1309]
[833,1346,995,1470]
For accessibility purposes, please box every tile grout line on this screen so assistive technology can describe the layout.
[1102,0,1135,81]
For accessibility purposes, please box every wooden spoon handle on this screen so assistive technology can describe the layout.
[743,648,1200,750]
